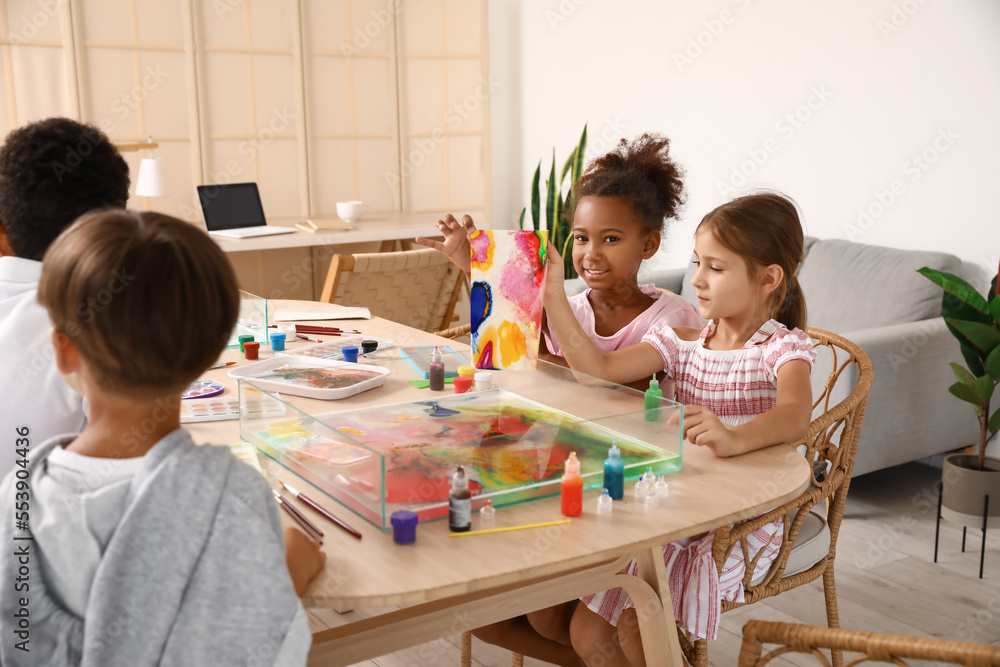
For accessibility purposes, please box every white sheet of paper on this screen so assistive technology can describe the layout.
[273,305,372,321]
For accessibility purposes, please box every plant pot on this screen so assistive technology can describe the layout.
[941,454,1000,529]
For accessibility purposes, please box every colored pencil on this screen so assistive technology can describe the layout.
[273,490,324,542]
[280,480,362,540]
[448,519,572,538]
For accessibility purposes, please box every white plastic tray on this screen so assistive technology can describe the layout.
[229,357,390,400]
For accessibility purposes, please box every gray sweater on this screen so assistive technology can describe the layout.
[0,430,310,666]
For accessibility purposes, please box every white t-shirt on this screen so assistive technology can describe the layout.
[0,256,87,478]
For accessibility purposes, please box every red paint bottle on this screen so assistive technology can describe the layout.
[561,452,583,517]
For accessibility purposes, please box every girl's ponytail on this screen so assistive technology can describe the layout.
[774,272,807,332]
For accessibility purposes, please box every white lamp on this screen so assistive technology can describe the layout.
[135,156,168,198]
[133,135,167,198]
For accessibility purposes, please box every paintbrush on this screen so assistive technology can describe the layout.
[273,490,324,543]
[280,480,362,540]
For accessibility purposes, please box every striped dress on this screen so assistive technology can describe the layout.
[581,318,816,640]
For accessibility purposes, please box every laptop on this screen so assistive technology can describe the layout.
[198,182,296,239]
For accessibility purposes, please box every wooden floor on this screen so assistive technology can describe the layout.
[311,461,1000,666]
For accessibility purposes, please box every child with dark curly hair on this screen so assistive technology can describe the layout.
[417,134,701,665]
[0,118,131,476]
[418,133,701,396]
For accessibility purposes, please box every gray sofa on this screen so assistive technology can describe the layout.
[568,237,980,476]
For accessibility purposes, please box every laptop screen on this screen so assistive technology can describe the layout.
[198,182,267,231]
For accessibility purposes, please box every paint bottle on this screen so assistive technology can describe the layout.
[429,346,445,391]
[244,341,260,360]
[341,346,359,363]
[449,465,472,532]
[474,371,493,391]
[453,376,473,393]
[457,365,476,379]
[560,452,583,517]
[644,375,662,421]
[603,440,624,500]
[655,476,669,499]
[390,510,418,544]
[480,499,496,524]
[270,331,286,351]
[238,334,254,352]
[596,489,613,514]
[361,339,378,358]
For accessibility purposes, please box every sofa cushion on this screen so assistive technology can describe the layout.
[679,236,819,305]
[799,239,961,332]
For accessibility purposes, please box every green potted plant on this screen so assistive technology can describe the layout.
[519,125,588,280]
[918,263,1000,529]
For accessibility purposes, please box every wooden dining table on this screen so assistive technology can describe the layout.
[187,308,811,666]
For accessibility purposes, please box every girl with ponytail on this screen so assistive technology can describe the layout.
[540,191,818,663]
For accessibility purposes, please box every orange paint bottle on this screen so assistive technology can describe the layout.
[561,452,583,517]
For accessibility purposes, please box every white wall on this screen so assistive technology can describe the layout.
[489,0,1000,287]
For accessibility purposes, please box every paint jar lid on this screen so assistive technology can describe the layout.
[238,334,254,342]
[454,376,473,393]
[341,345,359,355]
[244,341,260,351]
[270,332,286,342]
[474,371,492,384]
[361,340,378,353]
[457,365,476,378]
[391,510,419,528]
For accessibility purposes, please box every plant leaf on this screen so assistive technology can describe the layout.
[951,362,977,386]
[546,150,557,233]
[918,267,990,316]
[986,345,1000,381]
[530,162,541,231]
[974,374,995,405]
[561,230,576,279]
[949,381,984,407]
[518,207,526,230]
[990,293,1000,322]
[573,124,587,183]
[989,406,1000,435]
[561,148,576,185]
[946,319,1000,355]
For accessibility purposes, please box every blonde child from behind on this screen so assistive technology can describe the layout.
[0,210,324,666]
[544,192,817,666]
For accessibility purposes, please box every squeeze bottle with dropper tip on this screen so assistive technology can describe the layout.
[603,441,624,500]
[428,346,445,391]
[560,452,583,517]
[644,375,662,421]
[448,465,472,532]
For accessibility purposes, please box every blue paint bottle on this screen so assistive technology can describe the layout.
[603,440,624,500]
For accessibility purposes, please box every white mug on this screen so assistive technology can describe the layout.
[336,200,369,223]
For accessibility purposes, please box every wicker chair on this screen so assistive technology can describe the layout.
[739,620,1000,666]
[435,323,471,339]
[319,247,464,333]
[678,328,874,667]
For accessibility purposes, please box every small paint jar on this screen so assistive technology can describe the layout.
[457,365,476,379]
[341,345,359,363]
[473,371,492,391]
[238,334,254,352]
[270,332,286,351]
[391,510,418,544]
[453,376,473,393]
[244,341,260,360]
[361,339,378,358]
[278,323,297,338]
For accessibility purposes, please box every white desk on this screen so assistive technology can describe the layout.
[212,210,483,253]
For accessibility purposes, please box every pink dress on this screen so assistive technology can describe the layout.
[581,318,816,640]
[543,284,701,395]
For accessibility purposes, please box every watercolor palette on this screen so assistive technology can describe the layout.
[230,357,390,400]
[182,380,225,400]
[241,383,683,530]
[277,335,393,361]
[399,345,471,379]
[179,393,287,423]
